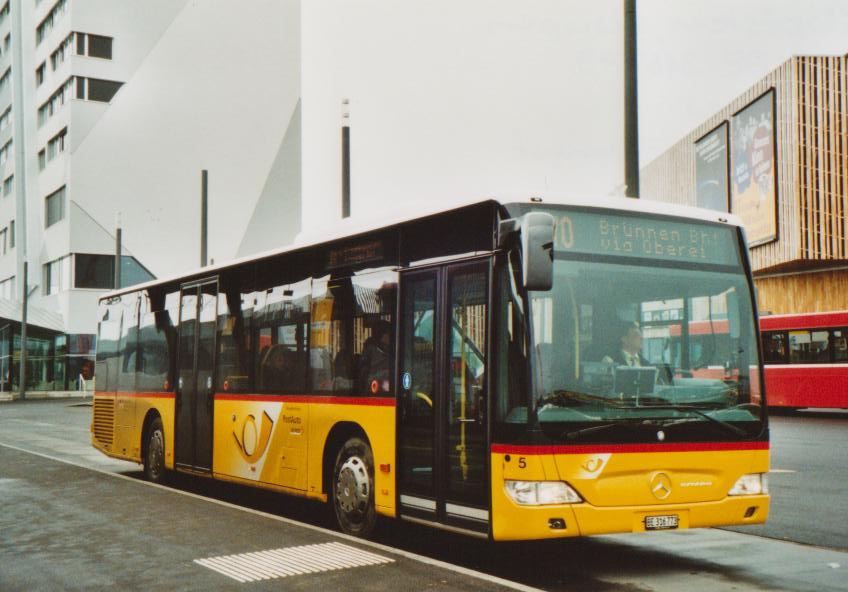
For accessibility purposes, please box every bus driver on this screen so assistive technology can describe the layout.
[602,321,647,367]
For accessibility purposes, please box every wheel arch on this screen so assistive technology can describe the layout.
[322,421,370,497]
[140,408,163,463]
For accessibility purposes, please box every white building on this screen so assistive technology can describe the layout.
[0,0,625,391]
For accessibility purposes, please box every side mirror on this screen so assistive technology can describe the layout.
[521,212,554,291]
[497,213,555,291]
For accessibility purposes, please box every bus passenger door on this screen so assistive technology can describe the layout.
[175,279,218,472]
[398,261,490,534]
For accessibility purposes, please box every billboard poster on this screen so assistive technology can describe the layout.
[731,89,778,246]
[694,122,730,212]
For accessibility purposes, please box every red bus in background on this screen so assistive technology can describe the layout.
[760,311,848,410]
[646,319,761,406]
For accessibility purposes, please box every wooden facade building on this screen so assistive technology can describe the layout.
[641,54,848,314]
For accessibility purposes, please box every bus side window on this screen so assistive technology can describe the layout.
[252,277,310,394]
[834,329,848,363]
[117,293,140,393]
[762,331,787,364]
[353,271,397,396]
[310,271,397,396]
[788,330,831,364]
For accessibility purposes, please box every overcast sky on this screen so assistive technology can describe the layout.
[638,0,848,164]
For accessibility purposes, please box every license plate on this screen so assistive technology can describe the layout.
[645,514,679,530]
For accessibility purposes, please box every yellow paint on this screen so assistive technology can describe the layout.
[491,448,769,541]
[91,394,177,469]
[94,393,396,518]
[94,393,768,541]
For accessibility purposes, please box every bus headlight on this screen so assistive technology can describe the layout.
[728,473,768,496]
[505,480,583,505]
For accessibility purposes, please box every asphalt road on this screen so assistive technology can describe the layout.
[726,409,848,549]
[0,399,845,592]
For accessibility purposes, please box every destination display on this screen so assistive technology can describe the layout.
[327,240,385,269]
[538,208,740,267]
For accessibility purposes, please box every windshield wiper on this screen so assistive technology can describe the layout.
[644,405,747,436]
[562,422,622,440]
[540,390,631,408]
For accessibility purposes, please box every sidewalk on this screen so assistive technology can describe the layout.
[0,390,92,402]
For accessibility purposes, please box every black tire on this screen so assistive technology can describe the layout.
[332,436,376,537]
[143,417,167,484]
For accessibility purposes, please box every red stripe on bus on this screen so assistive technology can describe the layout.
[491,441,769,455]
[760,310,848,331]
[214,393,396,406]
[96,392,175,399]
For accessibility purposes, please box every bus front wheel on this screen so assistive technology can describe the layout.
[332,437,376,537]
[143,417,167,484]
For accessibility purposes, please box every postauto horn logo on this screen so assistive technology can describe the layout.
[233,411,274,463]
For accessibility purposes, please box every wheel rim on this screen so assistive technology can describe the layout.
[148,430,164,479]
[335,455,370,520]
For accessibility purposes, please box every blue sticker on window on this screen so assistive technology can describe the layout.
[402,372,412,390]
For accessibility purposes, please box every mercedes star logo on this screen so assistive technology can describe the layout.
[650,472,672,500]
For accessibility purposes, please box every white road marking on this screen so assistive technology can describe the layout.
[769,469,797,474]
[195,542,394,582]
[0,440,543,592]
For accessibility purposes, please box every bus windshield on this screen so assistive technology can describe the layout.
[500,205,764,443]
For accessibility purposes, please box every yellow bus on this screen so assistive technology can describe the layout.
[91,197,769,540]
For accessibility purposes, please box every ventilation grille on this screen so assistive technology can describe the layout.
[92,397,115,446]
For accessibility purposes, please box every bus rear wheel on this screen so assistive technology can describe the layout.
[332,437,376,537]
[143,417,167,484]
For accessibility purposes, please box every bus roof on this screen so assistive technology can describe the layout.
[102,195,744,300]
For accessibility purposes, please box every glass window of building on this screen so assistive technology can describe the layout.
[85,78,123,103]
[0,276,14,300]
[45,186,66,227]
[86,34,112,59]
[74,253,114,289]
[0,140,12,165]
[118,256,155,288]
[43,255,71,295]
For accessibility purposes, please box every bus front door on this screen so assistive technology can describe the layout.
[398,261,490,534]
[175,279,218,472]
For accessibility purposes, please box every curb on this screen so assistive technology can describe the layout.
[0,392,93,402]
